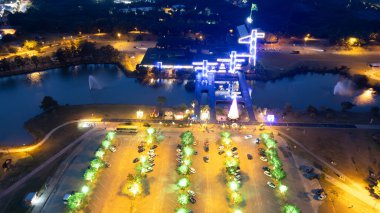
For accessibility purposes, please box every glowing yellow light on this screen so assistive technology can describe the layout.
[354,88,375,105]
[348,37,358,46]
[136,110,144,119]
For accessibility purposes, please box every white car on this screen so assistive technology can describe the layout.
[264,171,272,177]
[218,145,224,151]
[190,167,196,174]
[260,156,268,162]
[244,135,253,140]
[267,181,276,188]
[187,190,196,197]
[318,193,327,201]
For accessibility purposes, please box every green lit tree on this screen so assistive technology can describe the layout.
[67,192,85,211]
[271,167,287,181]
[282,204,301,213]
[180,131,194,145]
[220,131,231,138]
[374,180,380,197]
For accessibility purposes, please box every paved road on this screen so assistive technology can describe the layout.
[38,129,105,213]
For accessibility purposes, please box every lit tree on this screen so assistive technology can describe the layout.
[67,192,85,211]
[122,178,142,198]
[374,180,380,197]
[220,131,231,138]
[180,131,194,146]
[83,168,97,182]
[271,167,287,181]
[282,204,301,213]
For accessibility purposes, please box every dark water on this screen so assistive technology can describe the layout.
[0,64,194,146]
[250,73,379,111]
[0,66,378,146]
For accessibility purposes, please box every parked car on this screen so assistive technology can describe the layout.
[262,166,270,172]
[189,196,196,204]
[203,156,209,163]
[63,191,75,204]
[190,167,196,174]
[133,158,139,163]
[317,193,327,201]
[105,162,111,168]
[299,165,314,173]
[304,172,319,180]
[218,150,225,155]
[187,190,196,197]
[260,156,268,162]
[244,135,253,139]
[267,181,276,188]
[264,171,272,177]
[247,154,253,160]
[109,145,116,152]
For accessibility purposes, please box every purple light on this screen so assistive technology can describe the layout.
[267,114,275,122]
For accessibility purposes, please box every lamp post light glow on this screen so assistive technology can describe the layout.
[279,184,288,194]
[177,177,190,188]
[267,114,275,123]
[136,110,144,119]
[81,185,90,194]
[147,127,155,135]
[130,182,141,197]
[228,181,239,191]
[246,16,253,24]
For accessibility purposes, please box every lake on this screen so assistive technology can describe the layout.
[0,65,378,146]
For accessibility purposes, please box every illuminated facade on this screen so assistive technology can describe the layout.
[141,29,265,74]
[238,29,265,66]
[228,95,239,120]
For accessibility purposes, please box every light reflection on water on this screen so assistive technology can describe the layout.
[354,89,376,106]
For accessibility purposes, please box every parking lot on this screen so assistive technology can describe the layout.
[81,125,314,213]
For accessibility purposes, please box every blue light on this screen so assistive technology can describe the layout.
[238,29,265,66]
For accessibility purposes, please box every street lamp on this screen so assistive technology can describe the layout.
[117,33,121,39]
[246,16,253,24]
[136,110,144,119]
[279,184,288,194]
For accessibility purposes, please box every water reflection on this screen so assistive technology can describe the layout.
[354,88,376,105]
[26,72,44,86]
